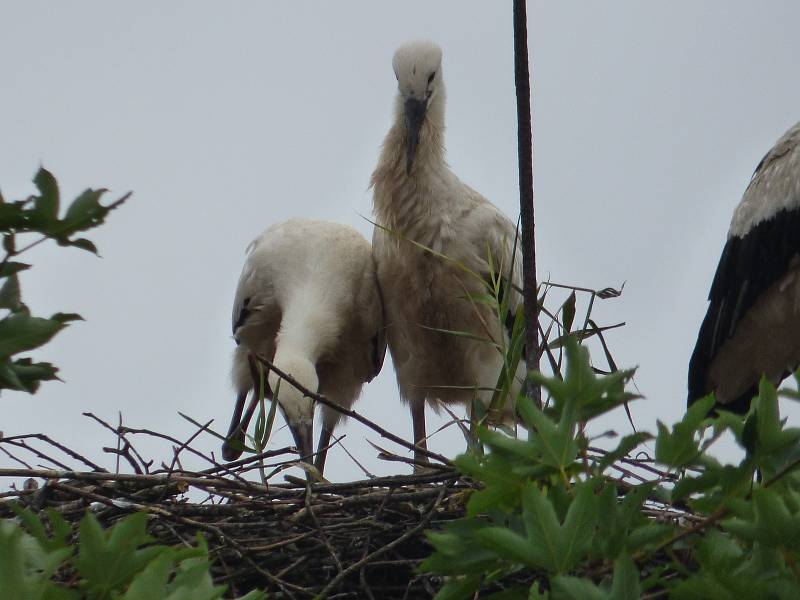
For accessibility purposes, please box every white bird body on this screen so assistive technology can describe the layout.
[223,219,386,474]
[689,121,800,411]
[371,41,524,463]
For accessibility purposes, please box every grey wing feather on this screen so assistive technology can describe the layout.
[370,268,388,379]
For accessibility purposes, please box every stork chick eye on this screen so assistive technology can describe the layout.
[427,71,436,84]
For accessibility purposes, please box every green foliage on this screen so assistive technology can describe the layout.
[0,507,265,599]
[421,338,800,598]
[0,168,128,394]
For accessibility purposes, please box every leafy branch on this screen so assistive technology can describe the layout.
[421,339,800,598]
[2,506,264,599]
[0,168,128,394]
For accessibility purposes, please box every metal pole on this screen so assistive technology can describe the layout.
[513,0,541,407]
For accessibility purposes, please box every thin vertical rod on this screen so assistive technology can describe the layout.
[513,0,541,407]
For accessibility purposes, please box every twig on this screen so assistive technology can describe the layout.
[102,444,142,475]
[166,418,213,478]
[336,438,375,479]
[0,444,32,469]
[254,357,451,466]
[83,413,149,471]
[1,433,106,472]
[315,484,449,599]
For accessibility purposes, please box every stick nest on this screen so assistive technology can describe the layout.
[0,411,481,599]
[0,374,687,600]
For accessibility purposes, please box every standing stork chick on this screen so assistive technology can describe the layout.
[222,219,386,475]
[689,121,800,412]
[371,41,525,465]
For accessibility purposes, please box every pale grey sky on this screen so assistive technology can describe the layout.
[1,2,799,482]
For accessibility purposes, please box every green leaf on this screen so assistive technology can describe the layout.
[164,556,226,600]
[712,409,746,444]
[10,504,50,545]
[595,432,652,474]
[0,523,37,599]
[77,511,107,579]
[0,261,31,277]
[485,589,530,600]
[422,521,500,575]
[528,338,636,423]
[593,484,665,559]
[60,237,99,254]
[238,592,268,600]
[0,201,32,230]
[521,404,579,471]
[556,480,598,571]
[609,553,641,600]
[45,508,73,550]
[431,574,482,600]
[655,395,714,468]
[0,358,26,390]
[50,312,83,324]
[6,358,60,393]
[551,575,608,600]
[626,522,671,552]
[562,291,576,333]
[528,582,548,600]
[725,487,800,550]
[474,526,541,568]
[107,511,150,552]
[48,187,129,251]
[63,188,107,225]
[77,512,163,595]
[466,475,521,516]
[0,274,21,310]
[121,551,174,600]
[33,167,60,222]
[3,233,14,255]
[521,481,597,573]
[694,529,743,573]
[0,313,65,358]
[453,451,527,517]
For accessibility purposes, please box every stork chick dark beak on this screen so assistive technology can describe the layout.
[288,421,314,464]
[222,389,260,461]
[404,97,427,174]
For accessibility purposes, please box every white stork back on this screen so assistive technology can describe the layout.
[222,219,386,475]
[371,41,525,465]
[689,121,800,412]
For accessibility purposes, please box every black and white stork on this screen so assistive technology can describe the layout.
[688,121,800,412]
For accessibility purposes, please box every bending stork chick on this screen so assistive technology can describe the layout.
[689,120,800,412]
[222,219,386,475]
[371,41,525,465]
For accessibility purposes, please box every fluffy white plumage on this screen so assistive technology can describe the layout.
[222,219,386,474]
[371,41,524,464]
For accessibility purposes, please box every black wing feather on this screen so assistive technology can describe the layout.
[232,297,251,340]
[687,208,800,411]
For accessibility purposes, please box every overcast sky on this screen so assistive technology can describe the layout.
[1,2,799,484]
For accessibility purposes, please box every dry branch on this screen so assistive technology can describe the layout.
[0,414,693,598]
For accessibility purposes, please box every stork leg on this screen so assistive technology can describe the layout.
[410,397,429,471]
[315,402,345,476]
[315,426,333,475]
[238,354,266,437]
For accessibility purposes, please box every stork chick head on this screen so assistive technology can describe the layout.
[392,40,444,174]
